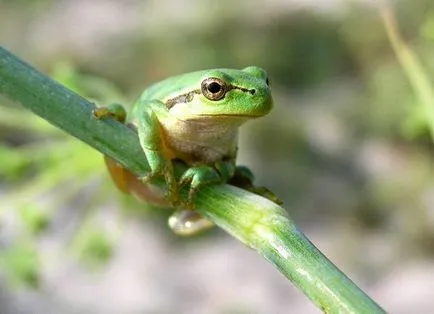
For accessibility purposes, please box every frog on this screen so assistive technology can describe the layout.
[93,66,280,236]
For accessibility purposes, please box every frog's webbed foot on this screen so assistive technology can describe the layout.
[139,151,180,205]
[168,208,214,236]
[178,165,221,209]
[229,165,283,205]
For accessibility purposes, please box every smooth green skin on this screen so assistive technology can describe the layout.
[133,66,272,201]
[98,66,274,235]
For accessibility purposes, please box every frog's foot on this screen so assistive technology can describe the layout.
[92,103,127,123]
[229,165,283,205]
[140,167,180,206]
[245,186,283,205]
[139,151,180,205]
[229,165,255,186]
[178,165,221,209]
[168,208,214,236]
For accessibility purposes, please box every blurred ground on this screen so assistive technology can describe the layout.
[1,0,434,313]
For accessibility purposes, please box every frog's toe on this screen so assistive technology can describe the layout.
[177,186,198,210]
[139,172,154,184]
[164,190,181,207]
[187,187,199,208]
[249,186,283,205]
[168,209,214,236]
[178,165,221,206]
[140,166,179,200]
[179,166,220,187]
[178,168,197,189]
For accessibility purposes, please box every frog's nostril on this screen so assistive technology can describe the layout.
[250,89,256,95]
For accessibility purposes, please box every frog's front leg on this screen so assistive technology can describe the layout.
[92,103,127,123]
[179,160,236,208]
[135,100,179,204]
[167,160,235,236]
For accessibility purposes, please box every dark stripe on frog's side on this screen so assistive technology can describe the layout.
[164,85,257,109]
[165,89,201,109]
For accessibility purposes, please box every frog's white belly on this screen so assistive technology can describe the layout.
[160,116,243,164]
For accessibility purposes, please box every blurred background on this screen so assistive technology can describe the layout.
[1,0,434,313]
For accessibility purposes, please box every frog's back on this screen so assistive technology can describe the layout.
[139,69,210,103]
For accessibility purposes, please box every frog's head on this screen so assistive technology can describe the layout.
[169,66,273,122]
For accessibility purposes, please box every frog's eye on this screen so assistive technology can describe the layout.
[201,77,227,101]
[266,77,270,87]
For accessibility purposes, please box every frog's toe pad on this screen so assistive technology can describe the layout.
[248,186,283,205]
[168,209,214,236]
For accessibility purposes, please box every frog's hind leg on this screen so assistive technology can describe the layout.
[230,165,283,205]
[168,208,214,236]
[104,155,131,193]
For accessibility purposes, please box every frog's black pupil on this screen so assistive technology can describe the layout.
[266,77,270,86]
[208,82,222,94]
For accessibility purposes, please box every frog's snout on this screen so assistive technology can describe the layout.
[253,88,273,117]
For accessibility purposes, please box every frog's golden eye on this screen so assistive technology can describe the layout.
[201,77,227,101]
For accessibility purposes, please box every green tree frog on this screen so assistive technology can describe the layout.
[93,66,280,236]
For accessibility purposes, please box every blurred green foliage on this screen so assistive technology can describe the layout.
[0,62,128,287]
[73,227,114,269]
[0,242,39,288]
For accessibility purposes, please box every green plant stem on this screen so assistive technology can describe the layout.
[0,46,385,313]
[380,5,434,140]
